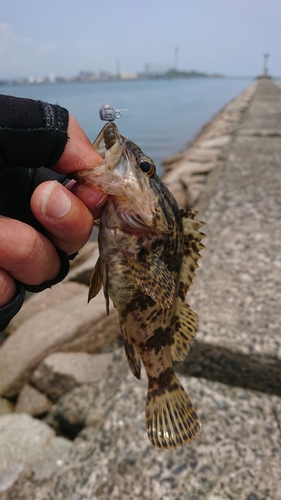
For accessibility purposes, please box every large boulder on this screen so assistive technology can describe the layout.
[0,413,73,498]
[0,285,119,399]
[31,351,113,401]
[15,384,52,417]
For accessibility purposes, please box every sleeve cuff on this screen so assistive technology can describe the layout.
[0,282,25,332]
[25,248,75,293]
[0,250,78,331]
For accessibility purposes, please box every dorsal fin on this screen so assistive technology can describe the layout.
[180,209,205,295]
[169,210,205,362]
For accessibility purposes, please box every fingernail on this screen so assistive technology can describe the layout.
[95,193,107,208]
[41,181,71,218]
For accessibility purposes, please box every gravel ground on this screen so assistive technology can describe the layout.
[43,370,281,500]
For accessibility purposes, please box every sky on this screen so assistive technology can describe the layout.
[1,0,280,80]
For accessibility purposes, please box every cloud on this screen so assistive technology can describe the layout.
[0,22,32,49]
[0,22,15,55]
[35,42,61,56]
[0,22,103,79]
[0,23,34,77]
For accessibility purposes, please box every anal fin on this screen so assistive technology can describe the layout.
[120,322,141,380]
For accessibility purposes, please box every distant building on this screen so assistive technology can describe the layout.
[120,72,138,80]
[78,71,99,82]
[144,63,169,76]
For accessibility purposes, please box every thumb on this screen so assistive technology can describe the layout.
[30,180,94,255]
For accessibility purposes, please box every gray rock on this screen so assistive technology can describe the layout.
[186,147,221,163]
[0,413,54,468]
[198,135,231,149]
[15,383,52,416]
[32,436,73,482]
[31,351,113,401]
[47,384,100,438]
[0,397,14,416]
[6,281,88,335]
[162,152,184,166]
[0,288,119,398]
[186,182,205,206]
[46,350,128,439]
[67,241,100,285]
[0,413,72,496]
[164,161,215,183]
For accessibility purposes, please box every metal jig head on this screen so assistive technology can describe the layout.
[99,104,128,122]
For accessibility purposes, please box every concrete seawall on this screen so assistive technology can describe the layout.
[162,81,258,210]
[0,78,280,499]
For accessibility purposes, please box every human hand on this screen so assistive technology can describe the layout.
[0,115,107,308]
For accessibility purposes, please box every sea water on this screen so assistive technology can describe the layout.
[0,77,253,173]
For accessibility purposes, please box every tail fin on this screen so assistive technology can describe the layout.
[145,373,201,448]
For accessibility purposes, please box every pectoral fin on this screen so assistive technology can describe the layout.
[88,257,103,302]
[126,252,175,308]
[88,257,110,315]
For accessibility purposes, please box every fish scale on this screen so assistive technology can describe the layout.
[75,121,205,448]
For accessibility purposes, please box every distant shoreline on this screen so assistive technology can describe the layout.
[0,69,225,88]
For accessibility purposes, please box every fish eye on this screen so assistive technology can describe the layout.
[139,160,155,177]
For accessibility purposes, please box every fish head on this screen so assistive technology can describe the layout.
[75,122,177,234]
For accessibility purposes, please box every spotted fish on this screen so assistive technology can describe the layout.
[75,122,205,448]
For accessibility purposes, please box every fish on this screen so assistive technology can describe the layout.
[75,122,205,448]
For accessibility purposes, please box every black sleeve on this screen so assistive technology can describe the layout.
[0,94,69,169]
[0,95,75,331]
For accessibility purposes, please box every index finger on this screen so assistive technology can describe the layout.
[52,115,103,175]
[67,180,107,219]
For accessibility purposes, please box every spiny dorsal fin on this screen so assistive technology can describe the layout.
[171,301,198,362]
[125,252,175,309]
[180,209,205,295]
[146,372,201,448]
[120,322,142,380]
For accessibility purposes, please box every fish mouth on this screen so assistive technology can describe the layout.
[108,190,169,234]
[122,210,154,231]
[117,206,167,234]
